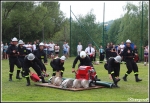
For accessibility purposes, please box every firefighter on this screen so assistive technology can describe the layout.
[33,42,48,75]
[50,56,66,77]
[6,37,22,81]
[122,39,142,82]
[24,53,47,86]
[72,51,101,81]
[106,56,122,87]
[17,40,29,77]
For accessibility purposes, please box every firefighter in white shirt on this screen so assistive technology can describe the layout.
[85,43,95,62]
[77,42,83,55]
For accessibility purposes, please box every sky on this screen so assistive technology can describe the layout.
[59,1,140,23]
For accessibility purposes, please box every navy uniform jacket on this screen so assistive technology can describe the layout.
[72,55,93,68]
[107,58,120,74]
[50,58,64,71]
[24,56,45,72]
[6,44,18,58]
[122,46,135,61]
[18,45,29,58]
[33,49,47,63]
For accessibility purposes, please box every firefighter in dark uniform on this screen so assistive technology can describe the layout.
[72,51,101,81]
[50,56,66,77]
[17,40,29,77]
[24,53,47,86]
[33,42,48,74]
[6,37,22,81]
[122,39,142,82]
[106,56,122,87]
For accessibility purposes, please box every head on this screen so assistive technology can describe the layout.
[39,42,44,50]
[55,43,58,46]
[121,42,124,45]
[5,43,7,45]
[79,42,81,45]
[118,46,121,50]
[27,53,35,61]
[114,56,122,63]
[34,41,36,44]
[36,40,39,43]
[100,46,103,48]
[64,41,66,44]
[18,40,24,47]
[126,39,131,47]
[60,56,66,63]
[12,37,18,45]
[134,45,137,49]
[88,43,92,47]
[80,51,86,59]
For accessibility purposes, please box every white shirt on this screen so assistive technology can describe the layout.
[26,44,32,51]
[48,43,55,51]
[54,46,60,52]
[1,43,3,51]
[44,44,48,50]
[77,45,82,52]
[120,44,125,51]
[32,44,36,51]
[66,44,70,52]
[85,47,95,55]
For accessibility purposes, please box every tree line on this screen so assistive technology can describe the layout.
[2,1,148,58]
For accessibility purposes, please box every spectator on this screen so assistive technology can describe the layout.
[117,46,121,56]
[93,46,97,62]
[54,43,60,57]
[66,42,70,58]
[144,46,148,66]
[36,39,40,50]
[63,41,68,57]
[44,42,48,58]
[3,43,8,59]
[105,45,111,61]
[32,41,36,51]
[1,41,4,60]
[77,42,83,55]
[133,45,139,63]
[120,42,125,52]
[85,43,95,62]
[99,45,105,63]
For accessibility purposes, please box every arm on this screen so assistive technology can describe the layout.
[35,57,45,71]
[72,56,80,68]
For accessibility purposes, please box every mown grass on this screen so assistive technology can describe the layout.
[1,57,149,102]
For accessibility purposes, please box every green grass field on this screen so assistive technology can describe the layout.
[1,57,149,102]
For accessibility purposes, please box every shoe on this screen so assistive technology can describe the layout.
[135,76,142,82]
[9,78,12,81]
[16,76,22,79]
[123,76,127,81]
[26,83,30,86]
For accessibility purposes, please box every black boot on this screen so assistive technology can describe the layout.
[26,77,30,86]
[40,77,48,83]
[135,75,142,82]
[9,74,13,81]
[111,74,120,87]
[123,74,128,81]
[16,70,22,79]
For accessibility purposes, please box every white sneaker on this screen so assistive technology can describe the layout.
[144,62,147,66]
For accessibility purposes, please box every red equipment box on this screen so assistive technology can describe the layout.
[75,66,97,81]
